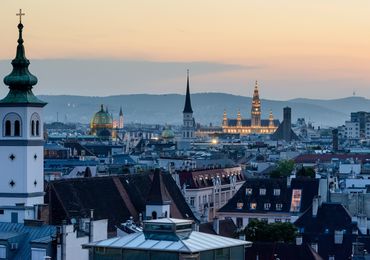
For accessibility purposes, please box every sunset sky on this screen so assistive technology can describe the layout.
[1,1,370,99]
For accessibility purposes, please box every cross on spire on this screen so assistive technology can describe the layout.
[16,9,25,24]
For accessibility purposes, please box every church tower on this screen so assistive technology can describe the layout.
[182,70,195,139]
[269,110,275,128]
[222,110,228,127]
[119,106,124,129]
[251,81,261,127]
[0,11,47,223]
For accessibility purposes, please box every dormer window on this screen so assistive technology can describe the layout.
[250,202,257,210]
[273,189,281,196]
[259,188,266,195]
[264,203,271,210]
[237,202,244,209]
[3,113,22,137]
[276,203,283,211]
[245,188,253,195]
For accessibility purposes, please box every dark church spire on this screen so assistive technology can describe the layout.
[183,69,193,113]
[1,10,45,105]
[119,106,123,116]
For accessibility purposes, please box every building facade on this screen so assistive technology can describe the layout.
[222,81,279,135]
[0,18,47,223]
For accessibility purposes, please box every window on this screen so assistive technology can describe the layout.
[264,203,271,210]
[0,245,6,259]
[236,202,244,209]
[273,189,281,196]
[261,218,268,223]
[14,120,20,136]
[5,121,11,136]
[190,197,195,206]
[250,202,257,210]
[259,188,266,195]
[31,120,35,136]
[245,188,253,195]
[3,113,22,137]
[31,248,46,260]
[30,113,40,137]
[276,203,283,211]
[275,218,282,223]
[236,217,243,228]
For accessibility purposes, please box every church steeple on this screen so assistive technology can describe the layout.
[1,11,45,105]
[119,106,123,116]
[183,70,193,113]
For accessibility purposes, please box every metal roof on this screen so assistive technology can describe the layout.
[84,231,251,253]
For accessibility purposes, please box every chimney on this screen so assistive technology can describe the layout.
[213,217,220,234]
[358,215,368,235]
[312,196,319,217]
[90,209,94,220]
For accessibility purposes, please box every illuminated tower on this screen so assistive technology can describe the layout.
[182,70,195,139]
[119,106,124,129]
[251,81,261,127]
[222,109,228,127]
[269,110,275,128]
[0,11,47,223]
[237,109,242,127]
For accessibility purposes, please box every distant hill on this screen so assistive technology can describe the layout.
[38,94,368,127]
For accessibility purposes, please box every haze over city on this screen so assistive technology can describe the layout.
[1,1,370,99]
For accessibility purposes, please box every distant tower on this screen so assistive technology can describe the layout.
[251,81,261,127]
[283,107,292,142]
[237,110,242,127]
[119,106,124,129]
[222,109,228,127]
[0,11,47,223]
[182,70,195,139]
[269,110,275,128]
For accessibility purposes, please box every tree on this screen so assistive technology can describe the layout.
[242,219,297,243]
[270,160,295,178]
[296,166,315,178]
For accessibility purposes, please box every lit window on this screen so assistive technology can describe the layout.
[245,188,253,195]
[276,203,283,211]
[237,202,244,209]
[250,202,257,210]
[259,188,266,195]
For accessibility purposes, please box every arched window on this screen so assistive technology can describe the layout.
[30,113,41,137]
[31,120,35,136]
[3,113,22,137]
[14,120,20,136]
[36,121,40,136]
[5,121,11,136]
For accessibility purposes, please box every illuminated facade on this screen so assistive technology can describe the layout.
[222,81,279,135]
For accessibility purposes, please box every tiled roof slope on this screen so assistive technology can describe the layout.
[47,172,196,232]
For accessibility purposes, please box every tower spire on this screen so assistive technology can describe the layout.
[1,10,45,105]
[183,69,193,113]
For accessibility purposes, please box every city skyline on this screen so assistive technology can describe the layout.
[1,1,370,99]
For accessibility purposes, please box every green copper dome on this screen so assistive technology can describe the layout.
[1,21,46,106]
[162,127,175,139]
[90,105,113,128]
